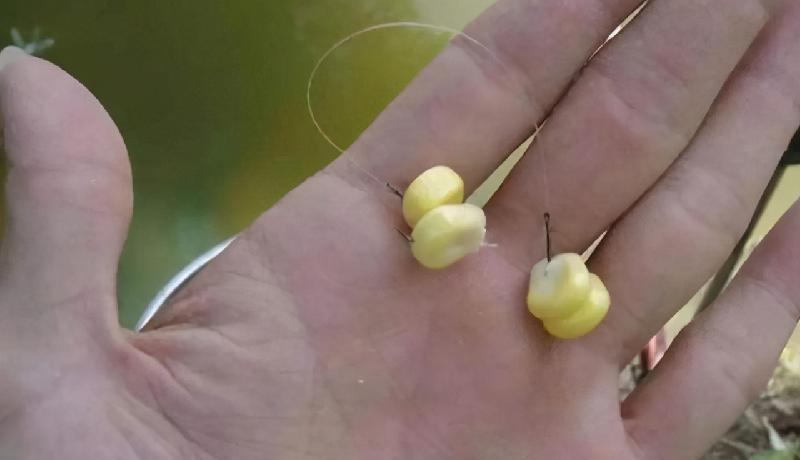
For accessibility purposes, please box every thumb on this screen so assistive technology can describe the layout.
[0,47,132,332]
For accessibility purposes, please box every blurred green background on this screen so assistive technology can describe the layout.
[1,0,496,327]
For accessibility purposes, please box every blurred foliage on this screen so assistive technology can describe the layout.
[749,446,799,460]
[9,26,54,54]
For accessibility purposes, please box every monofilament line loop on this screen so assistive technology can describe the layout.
[306,21,503,154]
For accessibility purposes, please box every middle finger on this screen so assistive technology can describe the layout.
[486,0,779,269]
[588,0,800,366]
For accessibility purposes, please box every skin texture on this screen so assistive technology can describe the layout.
[1,1,800,459]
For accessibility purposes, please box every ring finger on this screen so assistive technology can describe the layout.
[486,0,780,270]
[585,0,800,365]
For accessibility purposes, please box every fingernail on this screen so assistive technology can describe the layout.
[0,46,28,74]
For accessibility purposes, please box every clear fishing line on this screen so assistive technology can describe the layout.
[306,21,552,252]
[306,21,512,155]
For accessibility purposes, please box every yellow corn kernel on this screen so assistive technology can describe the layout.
[410,203,486,269]
[542,274,610,339]
[403,166,464,228]
[527,253,591,319]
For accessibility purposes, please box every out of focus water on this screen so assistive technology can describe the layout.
[1,0,496,327]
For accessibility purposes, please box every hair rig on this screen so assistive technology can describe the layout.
[400,166,609,339]
[305,20,609,340]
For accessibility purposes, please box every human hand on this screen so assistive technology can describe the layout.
[1,0,799,458]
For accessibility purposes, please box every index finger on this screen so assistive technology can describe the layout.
[336,0,646,193]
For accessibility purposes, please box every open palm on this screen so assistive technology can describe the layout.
[2,1,800,459]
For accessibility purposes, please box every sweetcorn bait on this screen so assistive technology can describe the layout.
[402,166,485,269]
[402,166,464,228]
[527,253,610,339]
[527,253,590,319]
[410,203,486,269]
[543,274,610,339]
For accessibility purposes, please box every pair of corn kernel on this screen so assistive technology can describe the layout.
[402,167,609,339]
[526,253,610,339]
[402,166,487,269]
